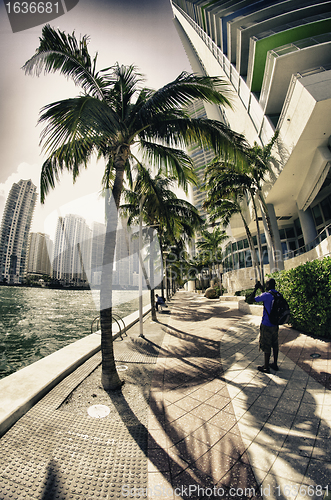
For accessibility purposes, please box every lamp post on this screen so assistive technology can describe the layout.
[138,195,146,338]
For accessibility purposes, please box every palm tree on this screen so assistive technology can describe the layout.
[244,131,280,269]
[207,198,261,282]
[23,25,241,390]
[120,165,204,319]
[203,163,264,283]
[196,227,228,285]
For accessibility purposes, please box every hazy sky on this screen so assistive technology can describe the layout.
[0,0,191,239]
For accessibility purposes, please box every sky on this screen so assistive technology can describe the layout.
[0,0,191,240]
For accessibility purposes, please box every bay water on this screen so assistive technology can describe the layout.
[0,287,150,380]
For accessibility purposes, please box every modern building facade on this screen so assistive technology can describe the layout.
[26,232,53,278]
[113,218,141,288]
[171,0,331,292]
[90,221,106,286]
[0,179,37,284]
[52,214,92,286]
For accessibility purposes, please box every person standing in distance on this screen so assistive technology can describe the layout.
[249,278,280,373]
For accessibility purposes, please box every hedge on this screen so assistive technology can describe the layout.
[269,257,331,338]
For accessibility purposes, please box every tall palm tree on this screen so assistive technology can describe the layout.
[204,131,280,283]
[23,25,240,390]
[210,199,261,282]
[204,163,264,283]
[244,131,280,268]
[120,165,204,319]
[196,227,228,284]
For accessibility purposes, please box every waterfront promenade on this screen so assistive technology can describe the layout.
[0,291,330,500]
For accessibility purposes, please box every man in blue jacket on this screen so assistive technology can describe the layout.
[249,278,279,373]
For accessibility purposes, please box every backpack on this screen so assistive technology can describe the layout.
[266,291,291,325]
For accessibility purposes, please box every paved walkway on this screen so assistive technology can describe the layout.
[0,291,330,500]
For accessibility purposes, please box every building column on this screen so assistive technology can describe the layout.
[297,205,317,246]
[262,203,284,272]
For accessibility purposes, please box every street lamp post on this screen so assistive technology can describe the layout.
[138,196,145,338]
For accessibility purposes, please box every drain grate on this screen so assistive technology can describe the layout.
[87,404,110,418]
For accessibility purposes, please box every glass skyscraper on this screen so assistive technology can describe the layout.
[0,179,37,284]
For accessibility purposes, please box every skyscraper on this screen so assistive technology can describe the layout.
[186,101,216,219]
[171,0,331,292]
[90,221,106,286]
[52,214,92,286]
[26,232,53,277]
[0,179,37,284]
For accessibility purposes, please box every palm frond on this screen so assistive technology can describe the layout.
[39,96,119,154]
[22,24,106,99]
[140,72,233,117]
[139,140,197,191]
[39,138,95,202]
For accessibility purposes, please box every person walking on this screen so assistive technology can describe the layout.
[249,278,280,373]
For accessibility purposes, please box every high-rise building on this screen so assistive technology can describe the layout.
[171,0,331,292]
[90,221,106,286]
[52,214,92,286]
[186,101,216,219]
[26,232,53,277]
[0,179,37,284]
[114,218,141,287]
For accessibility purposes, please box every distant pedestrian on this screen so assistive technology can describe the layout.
[249,279,279,373]
[155,294,166,311]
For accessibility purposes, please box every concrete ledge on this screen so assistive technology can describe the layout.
[0,304,151,437]
[220,296,245,302]
[238,300,263,316]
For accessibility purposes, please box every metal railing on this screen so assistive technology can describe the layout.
[91,313,127,340]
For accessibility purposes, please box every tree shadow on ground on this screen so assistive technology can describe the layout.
[99,292,264,500]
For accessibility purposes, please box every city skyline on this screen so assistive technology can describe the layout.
[0,0,192,240]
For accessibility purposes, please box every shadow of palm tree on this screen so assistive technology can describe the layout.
[103,292,263,499]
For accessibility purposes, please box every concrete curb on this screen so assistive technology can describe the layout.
[0,304,151,437]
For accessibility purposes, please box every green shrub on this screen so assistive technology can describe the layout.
[269,257,331,338]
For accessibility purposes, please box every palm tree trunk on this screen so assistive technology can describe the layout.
[251,194,264,285]
[258,191,278,270]
[100,191,122,391]
[100,150,128,391]
[239,210,261,283]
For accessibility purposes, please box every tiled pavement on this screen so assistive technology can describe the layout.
[146,292,331,500]
[0,291,330,500]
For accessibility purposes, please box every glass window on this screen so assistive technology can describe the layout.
[320,230,327,241]
[281,241,287,255]
[312,205,323,226]
[243,239,249,248]
[288,240,297,251]
[294,218,302,237]
[232,242,237,252]
[285,227,295,239]
[260,233,266,244]
[262,246,269,264]
[239,251,245,268]
[245,249,252,267]
[233,253,239,269]
[237,240,244,250]
[253,236,257,246]
[279,229,286,239]
[321,197,331,222]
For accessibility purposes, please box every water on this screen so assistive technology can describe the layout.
[0,287,150,380]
